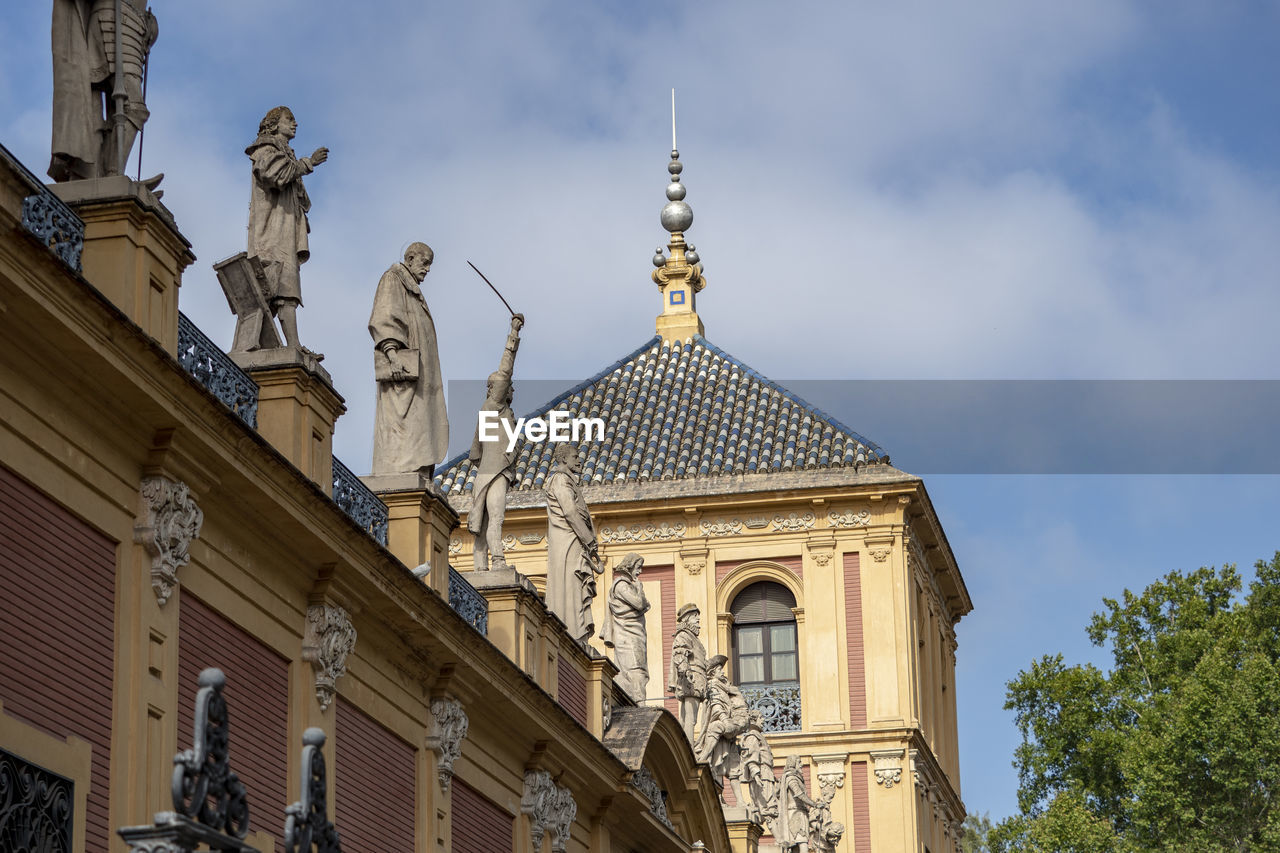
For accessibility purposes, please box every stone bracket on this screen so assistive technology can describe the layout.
[870,748,905,789]
[134,474,204,606]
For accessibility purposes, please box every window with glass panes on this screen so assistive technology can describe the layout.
[730,581,798,685]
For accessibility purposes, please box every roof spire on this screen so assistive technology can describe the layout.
[652,97,706,343]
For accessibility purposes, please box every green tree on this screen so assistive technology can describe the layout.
[961,812,993,852]
[993,554,1280,852]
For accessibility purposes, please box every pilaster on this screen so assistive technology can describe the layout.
[362,472,459,599]
[50,176,194,354]
[235,349,346,494]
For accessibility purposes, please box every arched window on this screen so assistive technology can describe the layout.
[730,581,798,686]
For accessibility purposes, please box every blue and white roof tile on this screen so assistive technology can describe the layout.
[435,335,888,497]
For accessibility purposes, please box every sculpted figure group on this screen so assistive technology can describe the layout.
[667,599,843,851]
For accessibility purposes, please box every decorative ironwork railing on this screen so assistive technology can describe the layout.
[741,681,801,732]
[1,748,74,853]
[331,458,389,546]
[2,142,84,273]
[284,728,342,853]
[177,312,259,428]
[448,566,488,635]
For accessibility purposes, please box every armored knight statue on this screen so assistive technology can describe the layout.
[545,443,602,643]
[600,552,649,700]
[737,710,779,828]
[778,754,821,853]
[369,242,448,475]
[50,0,159,182]
[246,106,328,355]
[468,314,524,569]
[696,654,751,805]
[668,602,709,744]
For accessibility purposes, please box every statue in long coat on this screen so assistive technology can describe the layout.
[601,553,649,699]
[368,243,448,474]
[545,443,601,643]
[246,106,327,352]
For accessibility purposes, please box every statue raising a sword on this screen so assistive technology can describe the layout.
[50,0,159,183]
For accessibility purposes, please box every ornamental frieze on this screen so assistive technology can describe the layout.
[828,508,871,528]
[772,512,816,532]
[598,521,685,544]
[700,518,743,537]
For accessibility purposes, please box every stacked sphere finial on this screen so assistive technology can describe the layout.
[660,149,694,233]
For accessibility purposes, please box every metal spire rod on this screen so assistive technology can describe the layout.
[671,88,676,151]
[467,261,517,318]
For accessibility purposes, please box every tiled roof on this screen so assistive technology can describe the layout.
[435,335,888,495]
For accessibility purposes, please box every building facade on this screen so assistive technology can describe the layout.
[439,150,973,852]
[0,143,734,853]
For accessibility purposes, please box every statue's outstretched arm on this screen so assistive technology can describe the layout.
[494,313,523,379]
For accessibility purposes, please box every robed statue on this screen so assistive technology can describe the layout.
[50,0,158,182]
[246,106,328,354]
[601,553,650,700]
[545,443,602,643]
[695,654,751,804]
[368,243,448,475]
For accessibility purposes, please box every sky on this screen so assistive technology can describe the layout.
[4,0,1280,825]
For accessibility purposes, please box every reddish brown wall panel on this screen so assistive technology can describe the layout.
[843,553,867,728]
[0,464,116,853]
[178,594,289,849]
[452,776,513,853]
[335,697,416,853]
[716,554,803,584]
[639,563,676,714]
[851,760,871,852]
[556,655,588,727]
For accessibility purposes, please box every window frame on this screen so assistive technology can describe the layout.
[730,581,799,688]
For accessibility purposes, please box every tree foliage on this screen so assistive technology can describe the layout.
[961,812,994,853]
[992,554,1280,852]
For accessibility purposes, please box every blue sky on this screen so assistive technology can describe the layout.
[5,0,1280,824]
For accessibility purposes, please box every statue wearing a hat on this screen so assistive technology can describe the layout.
[668,602,708,743]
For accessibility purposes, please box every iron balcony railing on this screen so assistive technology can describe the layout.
[448,566,488,635]
[3,141,84,273]
[741,681,801,732]
[331,457,389,546]
[176,312,259,428]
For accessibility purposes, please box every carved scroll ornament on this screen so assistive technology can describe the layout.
[522,769,576,853]
[303,605,356,711]
[135,475,204,606]
[426,697,469,791]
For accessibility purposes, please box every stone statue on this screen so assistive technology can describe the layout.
[50,0,159,182]
[545,443,601,643]
[696,655,750,804]
[668,602,708,744]
[807,787,845,853]
[737,711,779,828]
[245,106,328,355]
[600,553,649,700]
[368,243,449,475]
[468,314,524,569]
[778,755,821,853]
